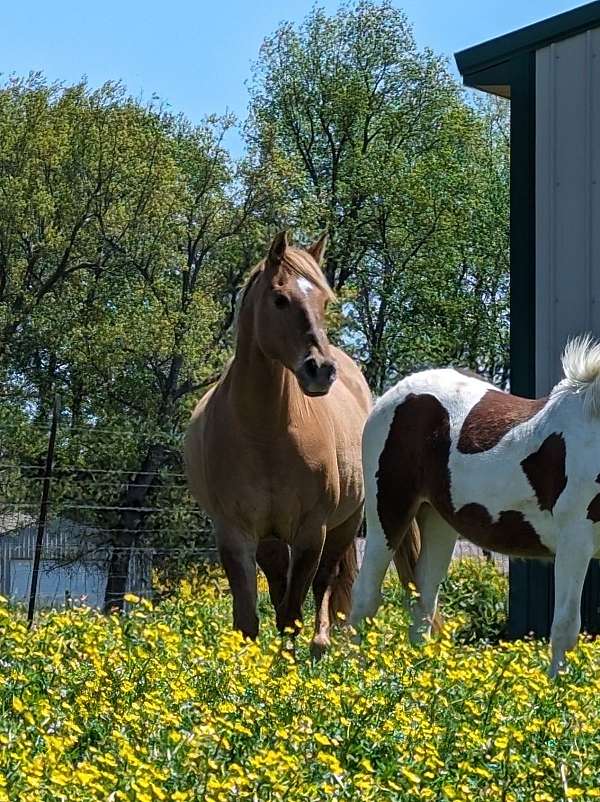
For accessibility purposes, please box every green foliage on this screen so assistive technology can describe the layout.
[0,2,511,599]
[440,557,508,644]
[383,556,508,645]
[0,78,259,585]
[246,1,510,391]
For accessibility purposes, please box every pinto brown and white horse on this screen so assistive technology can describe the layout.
[350,337,600,676]
[184,231,371,656]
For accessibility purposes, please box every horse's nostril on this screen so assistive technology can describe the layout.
[304,358,318,378]
[325,363,336,382]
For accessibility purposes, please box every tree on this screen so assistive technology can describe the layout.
[246,1,509,392]
[0,2,511,610]
[0,78,264,608]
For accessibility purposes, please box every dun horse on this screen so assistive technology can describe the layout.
[351,337,600,676]
[185,231,371,656]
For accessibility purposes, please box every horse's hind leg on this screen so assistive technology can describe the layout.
[215,522,258,640]
[408,505,456,644]
[277,526,326,638]
[310,505,362,659]
[550,526,594,677]
[256,538,290,611]
[350,498,406,629]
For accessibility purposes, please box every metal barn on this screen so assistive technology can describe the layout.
[455,1,600,637]
[0,514,152,609]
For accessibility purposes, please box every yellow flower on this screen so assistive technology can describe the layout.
[401,767,421,785]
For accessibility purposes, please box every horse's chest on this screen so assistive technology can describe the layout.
[208,432,338,537]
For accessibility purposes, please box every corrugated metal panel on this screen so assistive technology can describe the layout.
[0,515,155,608]
[536,29,600,394]
[532,30,600,642]
[1,518,101,561]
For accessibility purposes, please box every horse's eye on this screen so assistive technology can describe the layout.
[274,295,289,309]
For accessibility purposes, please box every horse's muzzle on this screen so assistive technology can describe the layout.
[296,356,337,396]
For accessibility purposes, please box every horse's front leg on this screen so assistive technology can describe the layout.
[277,525,326,639]
[215,521,258,640]
[549,526,594,677]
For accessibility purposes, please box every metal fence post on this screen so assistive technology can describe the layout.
[27,395,60,626]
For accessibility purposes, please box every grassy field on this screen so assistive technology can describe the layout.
[1,560,599,801]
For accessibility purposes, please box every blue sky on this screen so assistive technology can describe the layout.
[2,0,581,154]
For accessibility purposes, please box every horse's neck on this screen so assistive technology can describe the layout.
[227,325,304,433]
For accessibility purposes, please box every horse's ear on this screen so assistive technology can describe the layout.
[266,230,289,271]
[307,231,328,267]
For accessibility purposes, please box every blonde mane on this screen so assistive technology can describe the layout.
[279,248,336,303]
[559,334,600,416]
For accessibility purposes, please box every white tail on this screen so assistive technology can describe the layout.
[560,334,600,417]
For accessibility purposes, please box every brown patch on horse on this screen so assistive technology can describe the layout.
[377,394,450,549]
[587,475,600,522]
[377,393,551,558]
[520,433,567,513]
[453,505,551,557]
[587,494,600,523]
[458,390,547,455]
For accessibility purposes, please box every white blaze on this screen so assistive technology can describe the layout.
[297,277,313,296]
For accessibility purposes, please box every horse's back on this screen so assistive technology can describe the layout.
[380,367,492,415]
[362,368,566,558]
[363,369,491,476]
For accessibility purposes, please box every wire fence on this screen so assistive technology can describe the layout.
[0,512,218,613]
[0,510,218,612]
[0,515,505,614]
[0,399,218,616]
[0,400,507,616]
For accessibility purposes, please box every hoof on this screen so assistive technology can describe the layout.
[310,634,330,661]
[349,629,361,646]
[280,638,296,659]
[548,659,567,679]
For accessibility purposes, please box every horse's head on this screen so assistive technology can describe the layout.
[249,230,338,396]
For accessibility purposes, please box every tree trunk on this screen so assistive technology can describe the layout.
[103,443,167,612]
[103,533,135,613]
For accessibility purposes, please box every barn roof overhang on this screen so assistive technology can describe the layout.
[455,1,600,97]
